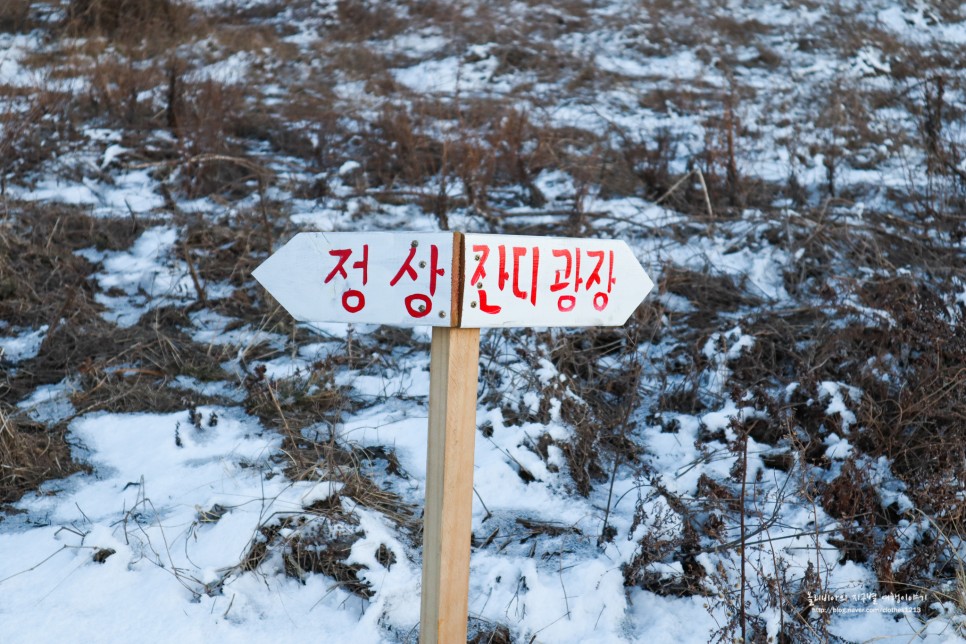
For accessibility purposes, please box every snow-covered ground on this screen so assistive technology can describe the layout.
[3,0,966,642]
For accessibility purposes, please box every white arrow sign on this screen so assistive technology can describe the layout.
[253,232,653,328]
[252,232,457,326]
[460,233,653,327]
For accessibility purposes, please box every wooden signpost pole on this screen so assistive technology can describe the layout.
[253,231,653,643]
[421,326,480,644]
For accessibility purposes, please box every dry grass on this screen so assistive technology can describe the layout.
[239,492,374,597]
[0,206,139,329]
[0,406,84,506]
[165,77,271,199]
[0,0,32,33]
[65,0,195,44]
[234,431,418,599]
[0,204,277,507]
[83,52,167,128]
[0,88,74,191]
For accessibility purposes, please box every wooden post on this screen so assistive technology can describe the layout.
[420,326,480,644]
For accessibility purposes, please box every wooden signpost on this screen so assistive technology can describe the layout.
[254,231,653,643]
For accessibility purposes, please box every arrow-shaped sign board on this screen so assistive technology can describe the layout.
[253,232,457,326]
[461,233,652,327]
[253,231,653,327]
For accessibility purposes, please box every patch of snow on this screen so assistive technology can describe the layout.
[169,375,246,403]
[0,34,41,87]
[188,50,253,85]
[189,309,280,349]
[90,227,197,327]
[624,590,718,642]
[392,45,504,95]
[0,407,398,644]
[338,160,361,176]
[17,379,77,424]
[15,173,164,214]
[701,326,755,396]
[819,381,861,433]
[0,325,48,364]
[99,144,128,169]
[824,433,853,460]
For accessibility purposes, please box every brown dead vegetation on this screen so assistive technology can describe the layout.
[0,0,32,34]
[234,437,418,598]
[65,0,195,43]
[0,405,85,507]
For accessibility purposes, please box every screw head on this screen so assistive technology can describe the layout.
[475,254,481,261]
[411,240,419,247]
[439,311,446,318]
[418,304,426,312]
[419,260,427,268]
[476,282,483,289]
[470,302,477,308]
